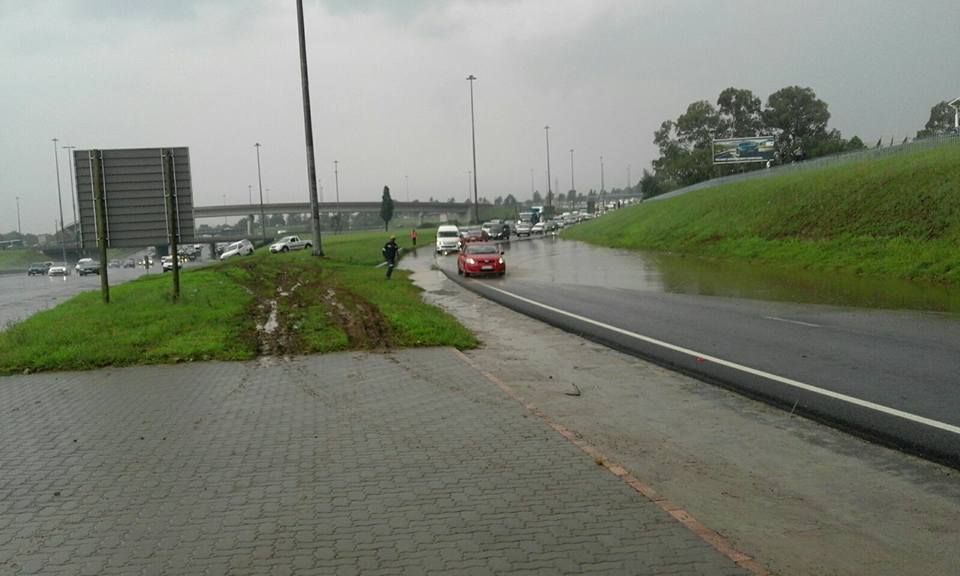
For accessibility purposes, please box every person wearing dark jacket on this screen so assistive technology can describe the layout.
[382,236,399,279]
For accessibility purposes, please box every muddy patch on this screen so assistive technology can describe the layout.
[240,263,392,357]
[322,287,392,349]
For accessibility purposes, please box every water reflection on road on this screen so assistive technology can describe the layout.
[483,235,960,315]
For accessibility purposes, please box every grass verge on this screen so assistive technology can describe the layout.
[0,229,475,375]
[564,143,960,285]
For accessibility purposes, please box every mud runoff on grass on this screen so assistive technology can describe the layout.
[238,263,393,357]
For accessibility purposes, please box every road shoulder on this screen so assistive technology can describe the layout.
[406,253,960,576]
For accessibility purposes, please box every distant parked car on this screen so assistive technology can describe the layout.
[531,222,546,234]
[270,235,312,253]
[220,239,255,261]
[77,260,100,276]
[515,222,532,237]
[48,265,68,277]
[123,259,136,268]
[457,242,506,277]
[27,262,49,276]
[108,259,121,268]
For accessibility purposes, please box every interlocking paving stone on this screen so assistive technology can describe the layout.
[0,349,750,575]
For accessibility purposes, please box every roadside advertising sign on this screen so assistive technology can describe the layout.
[712,136,777,165]
[74,147,195,248]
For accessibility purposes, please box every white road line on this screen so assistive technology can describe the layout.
[482,283,960,436]
[764,316,821,328]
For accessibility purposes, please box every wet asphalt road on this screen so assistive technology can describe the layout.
[432,234,960,467]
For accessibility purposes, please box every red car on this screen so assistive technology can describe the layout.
[457,242,505,277]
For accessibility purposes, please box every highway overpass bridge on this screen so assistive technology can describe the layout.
[194,201,472,223]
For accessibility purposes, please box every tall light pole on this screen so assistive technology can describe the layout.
[569,148,575,202]
[544,126,552,207]
[334,160,341,233]
[600,154,605,213]
[296,0,324,256]
[15,196,22,236]
[466,74,479,224]
[62,145,78,243]
[248,184,252,205]
[254,142,266,243]
[51,138,67,265]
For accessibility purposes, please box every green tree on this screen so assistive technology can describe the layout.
[532,190,542,204]
[494,195,503,206]
[503,194,517,206]
[717,87,763,137]
[379,186,394,231]
[916,101,956,138]
[762,86,831,162]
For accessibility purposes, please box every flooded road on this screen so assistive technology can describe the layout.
[495,235,960,315]
[426,234,960,467]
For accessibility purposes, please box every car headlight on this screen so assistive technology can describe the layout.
[465,258,476,265]
[498,258,504,264]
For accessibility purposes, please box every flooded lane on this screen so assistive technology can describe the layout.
[495,235,960,315]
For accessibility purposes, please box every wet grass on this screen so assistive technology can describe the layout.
[564,143,960,285]
[0,228,474,375]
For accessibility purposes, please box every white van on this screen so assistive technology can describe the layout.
[435,225,461,254]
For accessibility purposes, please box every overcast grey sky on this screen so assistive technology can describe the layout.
[1,0,957,233]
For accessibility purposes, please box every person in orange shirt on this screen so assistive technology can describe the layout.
[410,228,418,248]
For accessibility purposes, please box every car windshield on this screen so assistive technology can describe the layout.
[279,236,293,243]
[466,245,498,254]
[438,231,458,238]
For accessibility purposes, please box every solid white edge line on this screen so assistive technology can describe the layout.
[764,316,821,328]
[483,284,960,436]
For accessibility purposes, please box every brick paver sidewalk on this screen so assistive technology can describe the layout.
[0,349,749,575]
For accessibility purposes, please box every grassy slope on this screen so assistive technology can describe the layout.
[564,144,960,284]
[0,229,474,374]
[0,249,49,271]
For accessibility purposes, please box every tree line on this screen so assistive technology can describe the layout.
[640,87,959,199]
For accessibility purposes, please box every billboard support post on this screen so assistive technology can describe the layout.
[163,150,181,301]
[90,150,110,304]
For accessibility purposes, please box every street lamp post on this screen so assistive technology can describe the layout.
[254,142,266,243]
[15,196,22,236]
[544,126,552,208]
[296,0,324,256]
[467,75,479,224]
[63,145,78,244]
[600,154,605,213]
[334,160,341,233]
[51,138,67,266]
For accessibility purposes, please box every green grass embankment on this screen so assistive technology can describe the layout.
[0,229,475,375]
[564,144,960,284]
[0,249,49,272]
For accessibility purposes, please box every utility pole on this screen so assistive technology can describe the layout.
[296,0,324,256]
[467,74,479,224]
[63,145,78,244]
[544,126,552,207]
[15,196,22,236]
[254,142,266,243]
[600,154,605,213]
[51,138,67,266]
[334,160,341,233]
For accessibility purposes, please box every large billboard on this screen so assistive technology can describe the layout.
[712,136,776,165]
[74,147,195,248]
